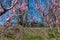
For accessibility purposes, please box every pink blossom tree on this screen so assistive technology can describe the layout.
[35,0,60,27]
[0,0,28,40]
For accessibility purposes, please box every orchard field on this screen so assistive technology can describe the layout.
[0,25,60,40]
[0,0,60,40]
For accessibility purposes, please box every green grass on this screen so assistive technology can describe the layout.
[24,34,43,40]
[23,28,60,40]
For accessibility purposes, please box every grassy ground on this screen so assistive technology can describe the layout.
[23,28,60,40]
[0,26,60,40]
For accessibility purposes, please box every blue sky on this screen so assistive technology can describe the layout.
[0,0,50,25]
